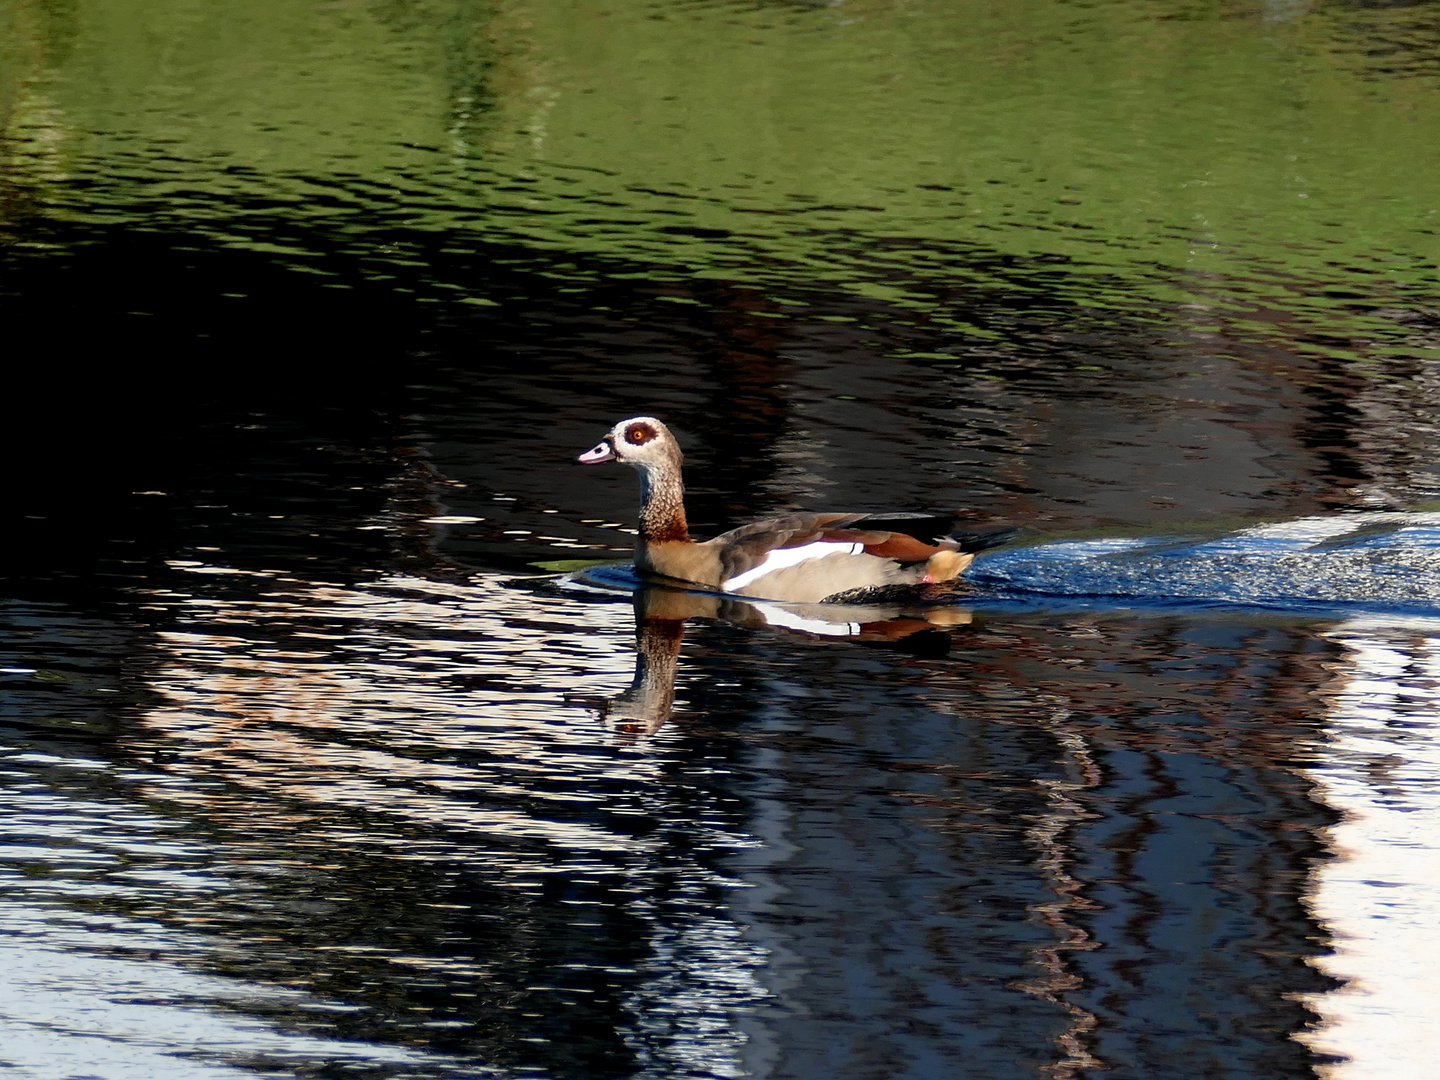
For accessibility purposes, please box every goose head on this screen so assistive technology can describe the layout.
[577,417,682,471]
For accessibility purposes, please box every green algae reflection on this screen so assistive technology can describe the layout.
[2,0,1438,359]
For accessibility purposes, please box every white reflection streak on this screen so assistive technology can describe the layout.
[0,778,476,1079]
[1301,619,1440,1078]
[622,893,763,1080]
[139,570,769,1070]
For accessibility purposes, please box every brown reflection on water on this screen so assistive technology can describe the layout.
[140,572,648,849]
[112,566,763,1074]
[1015,723,1104,1080]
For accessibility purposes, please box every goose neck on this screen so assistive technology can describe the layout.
[637,460,689,543]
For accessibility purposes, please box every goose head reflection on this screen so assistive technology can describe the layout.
[574,584,973,735]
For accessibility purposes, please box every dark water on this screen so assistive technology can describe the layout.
[4,1,1440,1077]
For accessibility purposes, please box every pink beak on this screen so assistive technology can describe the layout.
[578,439,616,465]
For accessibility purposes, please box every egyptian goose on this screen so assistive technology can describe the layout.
[578,416,995,604]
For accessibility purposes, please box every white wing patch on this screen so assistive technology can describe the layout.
[722,541,865,592]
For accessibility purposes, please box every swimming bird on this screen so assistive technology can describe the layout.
[577,416,1001,603]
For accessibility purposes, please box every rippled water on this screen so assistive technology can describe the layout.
[4,0,1440,1076]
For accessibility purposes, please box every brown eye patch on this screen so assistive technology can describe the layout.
[625,424,654,445]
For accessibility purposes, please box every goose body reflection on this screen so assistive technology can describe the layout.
[579,417,1006,603]
[575,581,971,735]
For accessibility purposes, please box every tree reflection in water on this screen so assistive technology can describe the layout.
[2,548,1437,1077]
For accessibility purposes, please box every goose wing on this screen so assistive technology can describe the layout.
[715,512,1016,584]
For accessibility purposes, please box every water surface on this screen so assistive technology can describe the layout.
[3,0,1440,1077]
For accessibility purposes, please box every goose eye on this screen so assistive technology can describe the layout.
[626,425,650,444]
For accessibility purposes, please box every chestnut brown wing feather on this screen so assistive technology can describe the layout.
[843,512,959,542]
[854,532,945,562]
[848,514,1020,556]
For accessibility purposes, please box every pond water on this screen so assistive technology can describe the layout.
[3,0,1440,1077]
